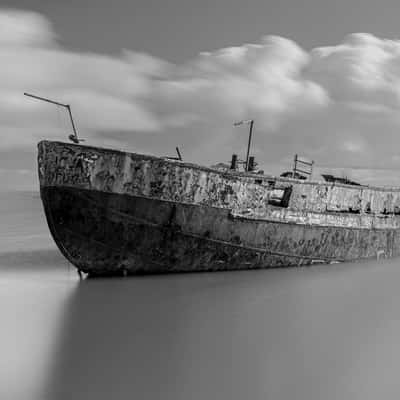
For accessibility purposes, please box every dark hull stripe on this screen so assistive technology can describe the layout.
[74,189,345,262]
[40,186,399,275]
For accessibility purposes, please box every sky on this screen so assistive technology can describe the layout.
[3,1,400,189]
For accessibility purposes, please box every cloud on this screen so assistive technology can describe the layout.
[3,9,400,187]
[149,36,329,164]
[297,33,400,181]
[0,9,54,47]
[307,33,400,109]
[158,36,328,130]
[0,9,164,149]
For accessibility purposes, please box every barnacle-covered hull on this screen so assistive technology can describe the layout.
[38,141,400,275]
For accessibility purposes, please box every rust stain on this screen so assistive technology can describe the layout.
[37,140,400,274]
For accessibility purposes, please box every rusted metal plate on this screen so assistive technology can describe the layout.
[38,141,400,275]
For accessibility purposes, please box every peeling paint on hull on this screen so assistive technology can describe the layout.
[38,141,400,275]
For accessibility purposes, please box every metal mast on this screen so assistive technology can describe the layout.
[24,92,82,143]
[233,119,254,172]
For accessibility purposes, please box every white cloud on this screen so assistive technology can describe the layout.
[307,33,400,108]
[0,9,164,149]
[0,9,54,47]
[4,9,400,186]
[159,36,329,129]
[0,10,330,172]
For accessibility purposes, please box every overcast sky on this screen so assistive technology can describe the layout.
[3,1,400,189]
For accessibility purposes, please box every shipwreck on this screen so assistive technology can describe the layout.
[29,92,400,276]
[38,138,400,276]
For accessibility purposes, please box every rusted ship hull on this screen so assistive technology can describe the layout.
[38,141,400,275]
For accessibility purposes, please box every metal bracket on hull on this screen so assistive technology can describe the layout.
[376,249,386,260]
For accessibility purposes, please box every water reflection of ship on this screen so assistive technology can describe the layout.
[44,273,279,400]
[43,262,391,400]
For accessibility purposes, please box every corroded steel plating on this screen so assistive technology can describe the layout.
[38,140,400,275]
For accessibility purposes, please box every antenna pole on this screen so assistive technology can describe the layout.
[24,92,80,142]
[66,105,78,139]
[245,120,254,172]
[24,92,67,108]
[175,147,182,161]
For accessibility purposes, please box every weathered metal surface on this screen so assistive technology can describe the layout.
[41,186,399,275]
[38,141,400,217]
[37,140,400,275]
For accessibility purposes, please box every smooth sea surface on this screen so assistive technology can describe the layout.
[2,191,400,399]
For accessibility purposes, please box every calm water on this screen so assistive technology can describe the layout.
[2,191,400,399]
